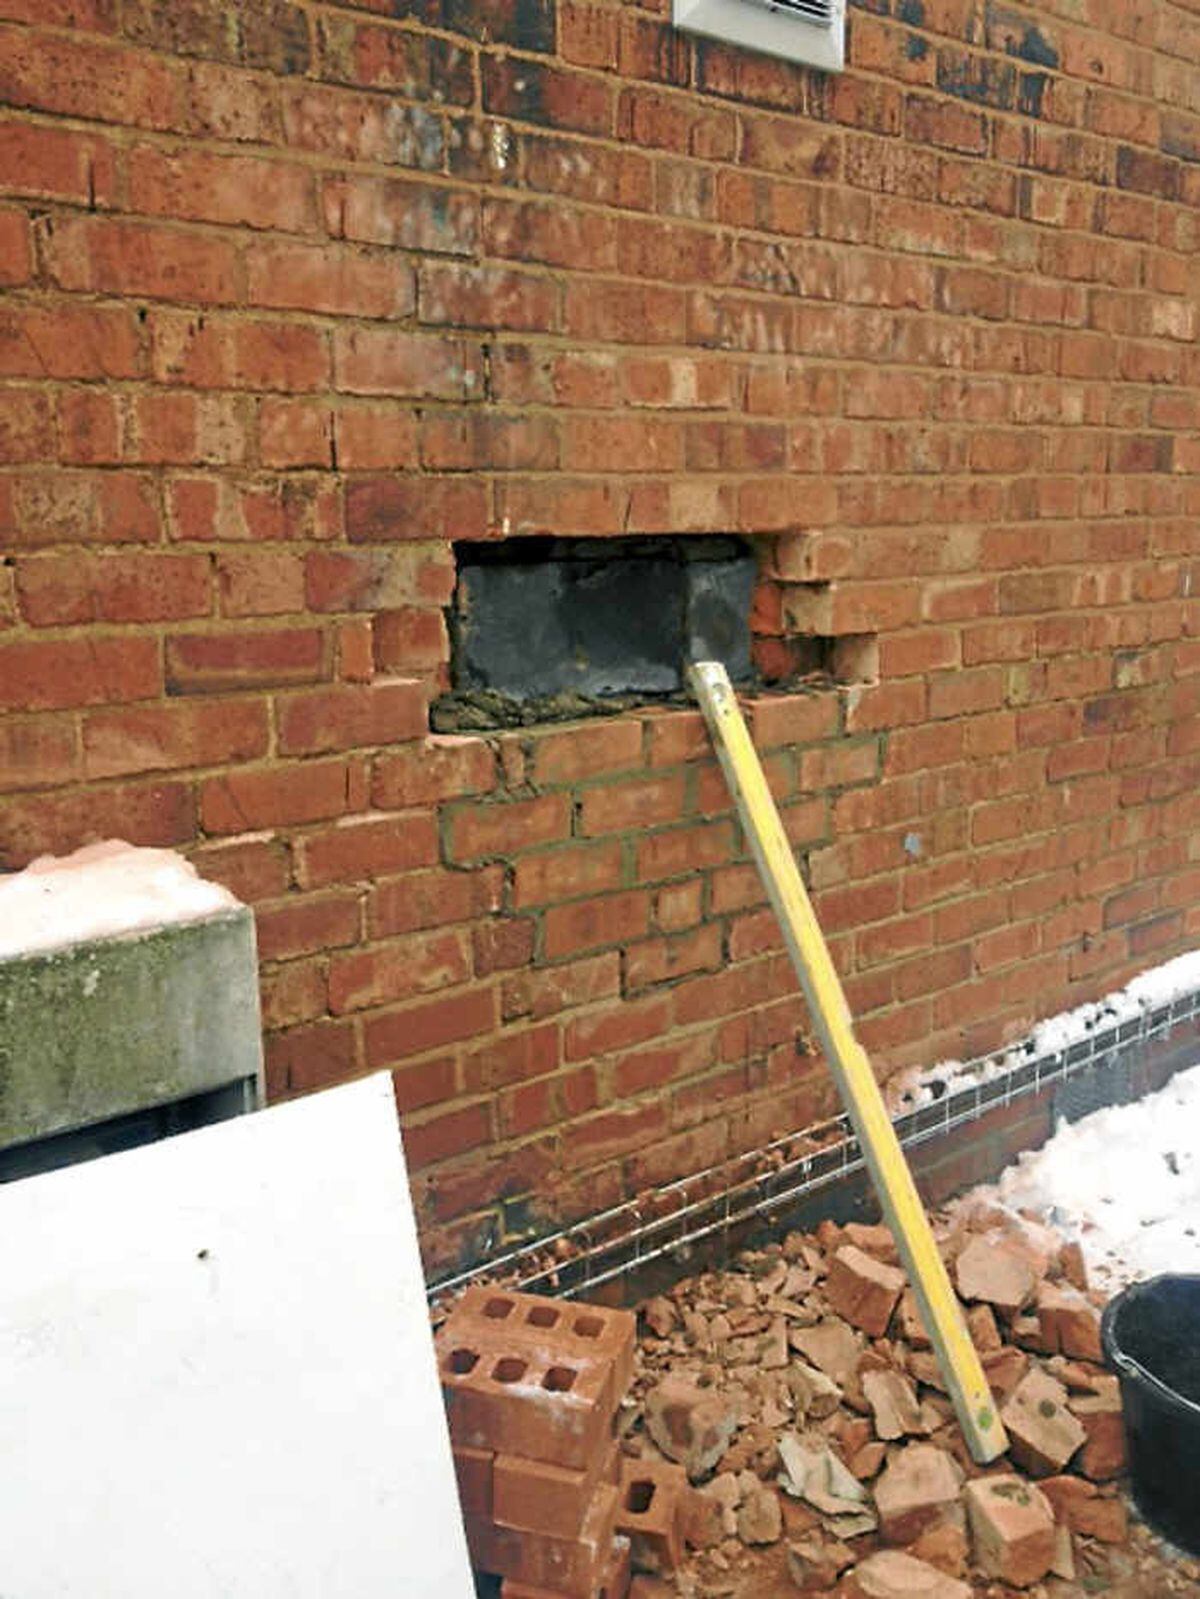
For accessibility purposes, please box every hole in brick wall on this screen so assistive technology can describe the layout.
[483,1296,515,1318]
[542,1365,578,1393]
[525,1305,560,1328]
[625,1480,656,1514]
[447,1348,479,1375]
[572,1314,604,1339]
[492,1357,528,1384]
[435,537,756,729]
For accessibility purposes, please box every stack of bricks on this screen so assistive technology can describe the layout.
[437,1286,643,1598]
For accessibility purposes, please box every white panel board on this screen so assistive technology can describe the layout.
[0,1074,474,1599]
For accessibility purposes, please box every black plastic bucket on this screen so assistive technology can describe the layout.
[1101,1273,1200,1554]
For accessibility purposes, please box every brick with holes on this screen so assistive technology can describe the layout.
[615,1455,686,1575]
[451,1286,636,1410]
[436,1328,615,1471]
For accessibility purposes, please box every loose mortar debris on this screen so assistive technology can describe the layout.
[619,1201,1200,1598]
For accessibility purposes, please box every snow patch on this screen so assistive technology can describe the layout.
[0,841,238,960]
[887,951,1200,1113]
[953,1061,1200,1293]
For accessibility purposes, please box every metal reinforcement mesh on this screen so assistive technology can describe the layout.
[428,985,1200,1308]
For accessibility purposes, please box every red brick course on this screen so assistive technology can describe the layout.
[2,0,1199,1271]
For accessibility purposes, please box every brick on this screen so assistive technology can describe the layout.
[954,1233,1038,1315]
[644,1378,738,1483]
[453,1287,635,1408]
[369,865,501,939]
[0,26,177,128]
[256,893,360,963]
[436,1327,614,1472]
[17,553,211,626]
[296,812,439,889]
[748,693,838,748]
[344,476,488,543]
[873,1443,964,1546]
[306,547,454,614]
[259,401,334,470]
[616,1455,686,1576]
[364,987,496,1067]
[200,759,353,834]
[530,719,644,784]
[843,1551,970,1599]
[277,679,427,756]
[502,954,621,1023]
[1035,1282,1101,1362]
[128,146,317,232]
[452,1445,493,1522]
[372,607,447,673]
[83,700,269,779]
[513,841,625,909]
[329,929,472,1013]
[0,635,161,712]
[544,892,651,959]
[964,1476,1055,1587]
[419,261,560,333]
[0,389,55,463]
[45,216,240,304]
[150,312,329,392]
[826,1245,906,1338]
[579,774,687,836]
[1000,1368,1087,1478]
[0,779,194,871]
[56,390,120,465]
[266,1016,358,1099]
[1048,1477,1128,1544]
[0,119,117,205]
[445,794,572,863]
[1068,1392,1126,1481]
[0,206,31,285]
[0,717,80,793]
[334,327,481,399]
[8,469,160,550]
[247,238,416,318]
[326,174,478,255]
[636,821,733,881]
[191,837,291,905]
[370,737,494,809]
[166,629,326,694]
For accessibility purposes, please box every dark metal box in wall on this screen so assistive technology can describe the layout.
[451,537,757,700]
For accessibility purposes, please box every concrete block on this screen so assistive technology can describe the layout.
[0,844,262,1156]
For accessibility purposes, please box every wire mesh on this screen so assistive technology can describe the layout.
[428,985,1200,1308]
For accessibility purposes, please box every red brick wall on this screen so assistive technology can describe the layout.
[2,0,1198,1271]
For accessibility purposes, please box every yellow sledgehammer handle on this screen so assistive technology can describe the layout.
[689,662,1007,1465]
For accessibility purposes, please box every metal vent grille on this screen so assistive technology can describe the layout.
[672,0,844,69]
[755,0,835,23]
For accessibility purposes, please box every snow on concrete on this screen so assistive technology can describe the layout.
[0,1072,475,1599]
[0,840,238,959]
[954,1061,1200,1294]
[888,951,1200,1113]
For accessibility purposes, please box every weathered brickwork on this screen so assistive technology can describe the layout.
[1,0,1198,1269]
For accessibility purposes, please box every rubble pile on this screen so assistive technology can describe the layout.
[438,1204,1200,1596]
[622,1203,1150,1596]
